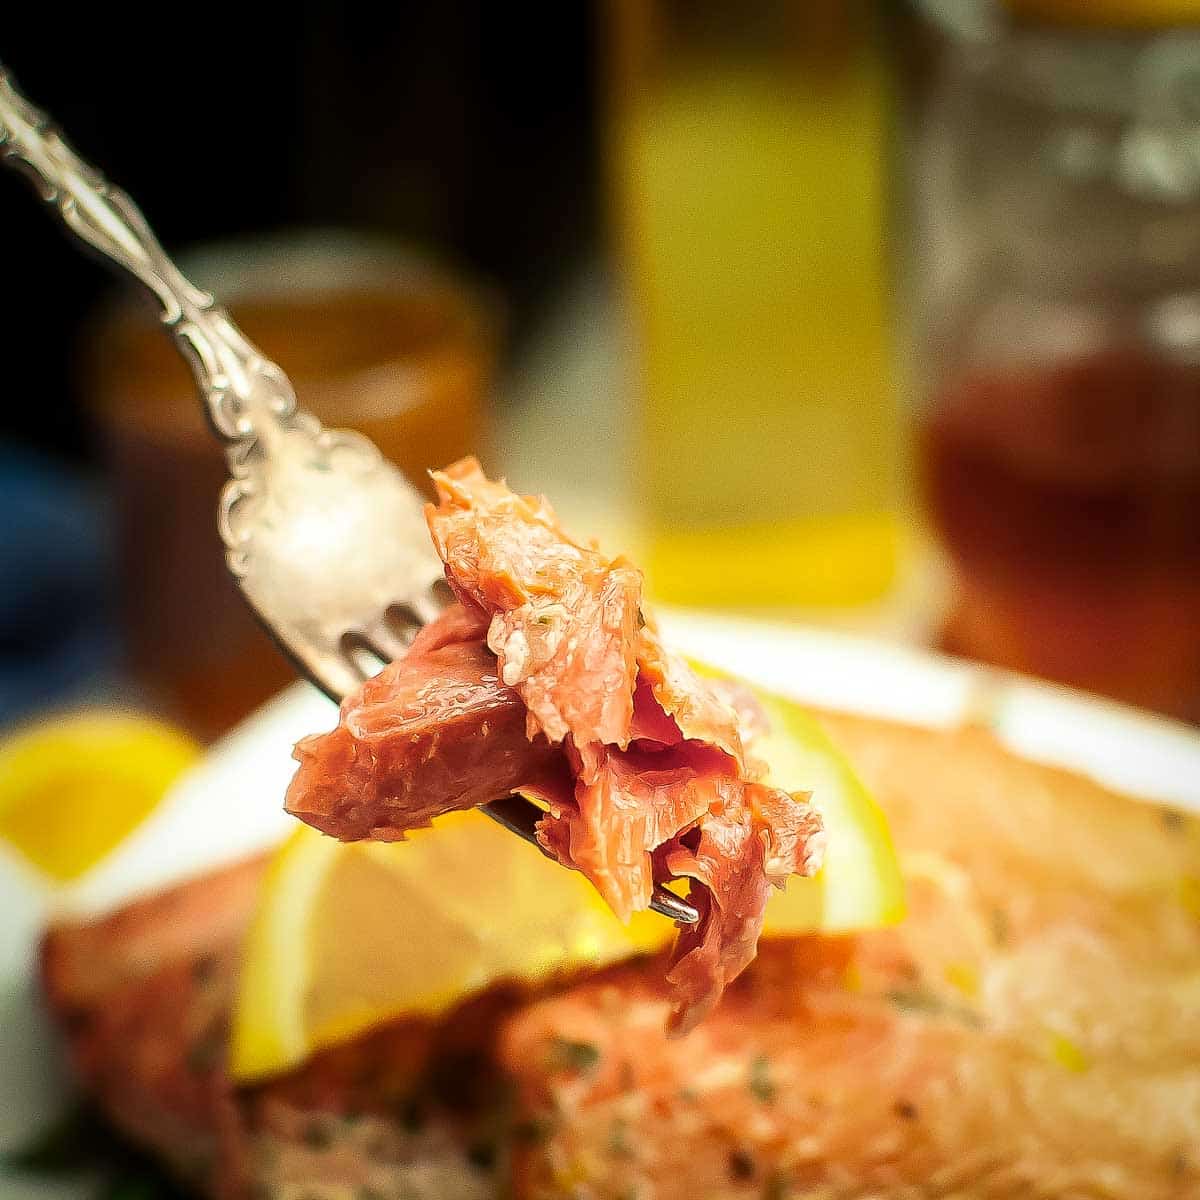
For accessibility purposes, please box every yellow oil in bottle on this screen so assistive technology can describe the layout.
[611,2,901,609]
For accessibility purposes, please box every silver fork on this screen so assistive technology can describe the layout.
[0,67,697,926]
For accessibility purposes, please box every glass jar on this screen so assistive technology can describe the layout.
[912,3,1200,721]
[608,0,904,612]
[85,232,496,741]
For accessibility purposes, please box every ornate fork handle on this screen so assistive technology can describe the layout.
[0,66,293,445]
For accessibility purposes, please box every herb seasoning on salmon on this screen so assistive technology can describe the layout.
[286,459,824,1033]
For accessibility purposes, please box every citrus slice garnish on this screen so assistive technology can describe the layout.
[232,810,665,1080]
[754,688,905,935]
[0,711,200,881]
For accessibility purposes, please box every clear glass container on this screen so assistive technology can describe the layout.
[608,0,904,611]
[912,4,1200,720]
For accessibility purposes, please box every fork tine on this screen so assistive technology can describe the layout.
[360,618,413,667]
[409,591,448,627]
[647,886,702,926]
[482,795,700,926]
[301,651,371,708]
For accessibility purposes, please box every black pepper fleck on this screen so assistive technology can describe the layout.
[728,1149,756,1181]
[302,1121,333,1151]
[894,1100,918,1121]
[466,1140,497,1170]
[396,1097,426,1133]
[191,954,218,985]
[1162,809,1186,834]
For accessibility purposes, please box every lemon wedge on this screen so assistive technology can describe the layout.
[754,688,905,934]
[686,660,904,934]
[232,810,666,1080]
[233,671,903,1080]
[0,711,200,881]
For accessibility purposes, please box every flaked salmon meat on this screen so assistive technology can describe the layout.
[286,458,824,1032]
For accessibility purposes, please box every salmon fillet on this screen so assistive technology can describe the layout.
[43,711,1200,1197]
[501,712,1200,1199]
[287,460,824,1032]
[40,857,262,1189]
[41,855,509,1199]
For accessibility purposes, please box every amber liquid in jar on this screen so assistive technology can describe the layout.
[921,347,1200,721]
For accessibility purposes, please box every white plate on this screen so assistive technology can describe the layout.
[2,613,1199,1189]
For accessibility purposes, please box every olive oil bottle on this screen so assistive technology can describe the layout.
[609,0,902,609]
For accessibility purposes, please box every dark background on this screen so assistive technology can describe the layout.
[1,3,601,464]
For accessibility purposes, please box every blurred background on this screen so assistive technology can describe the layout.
[2,0,1199,745]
